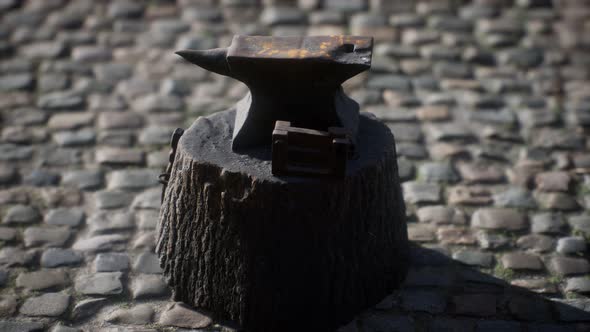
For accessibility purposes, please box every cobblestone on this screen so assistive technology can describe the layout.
[0,0,589,330]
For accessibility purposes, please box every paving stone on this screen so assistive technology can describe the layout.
[407,223,436,242]
[0,73,33,92]
[61,169,103,190]
[402,181,441,204]
[41,248,83,268]
[0,188,29,205]
[106,304,154,325]
[132,94,183,113]
[517,234,555,253]
[0,294,17,316]
[53,129,95,147]
[501,252,543,271]
[48,112,94,131]
[72,46,111,62]
[556,237,587,255]
[396,143,428,159]
[448,186,493,205]
[72,297,108,320]
[493,187,537,209]
[0,1,589,330]
[0,165,17,185]
[21,41,65,60]
[548,257,590,276]
[23,226,72,247]
[417,162,459,183]
[95,190,133,209]
[536,192,579,211]
[260,6,306,26]
[38,91,84,110]
[0,321,45,332]
[0,226,17,241]
[96,147,145,166]
[452,249,494,267]
[40,148,83,167]
[476,231,510,250]
[0,247,34,267]
[531,212,565,234]
[88,211,134,235]
[50,324,81,332]
[437,227,476,245]
[457,162,505,184]
[97,111,143,130]
[45,208,84,227]
[159,302,213,329]
[131,274,169,299]
[3,205,40,224]
[471,208,527,231]
[23,169,60,186]
[132,231,156,251]
[38,73,69,93]
[137,210,158,230]
[416,206,466,225]
[532,129,585,150]
[565,277,590,293]
[95,253,130,272]
[72,234,128,253]
[75,272,123,295]
[16,269,69,291]
[131,188,161,210]
[0,144,33,161]
[20,292,70,317]
[133,252,163,274]
[511,278,558,294]
[568,214,590,237]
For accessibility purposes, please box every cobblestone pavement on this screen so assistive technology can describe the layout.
[1,0,590,331]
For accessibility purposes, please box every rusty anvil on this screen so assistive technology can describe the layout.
[176,35,373,151]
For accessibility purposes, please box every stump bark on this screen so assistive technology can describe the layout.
[157,109,409,332]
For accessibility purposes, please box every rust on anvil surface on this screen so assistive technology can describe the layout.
[176,35,374,151]
[228,35,373,63]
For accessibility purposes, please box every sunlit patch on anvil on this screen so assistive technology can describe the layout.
[176,35,373,150]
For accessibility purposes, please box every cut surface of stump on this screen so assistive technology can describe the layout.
[157,109,408,332]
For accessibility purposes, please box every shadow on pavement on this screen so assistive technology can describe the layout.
[339,243,590,332]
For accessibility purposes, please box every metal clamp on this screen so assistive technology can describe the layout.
[271,121,352,178]
[159,128,185,203]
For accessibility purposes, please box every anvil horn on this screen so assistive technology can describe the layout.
[175,48,231,77]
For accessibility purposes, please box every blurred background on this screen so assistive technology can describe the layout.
[1,0,590,331]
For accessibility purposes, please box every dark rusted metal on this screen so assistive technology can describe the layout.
[271,121,351,177]
[176,35,373,151]
[159,128,184,203]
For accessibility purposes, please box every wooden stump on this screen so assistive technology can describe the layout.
[157,109,409,332]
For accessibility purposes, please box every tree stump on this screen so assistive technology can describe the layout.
[157,109,409,332]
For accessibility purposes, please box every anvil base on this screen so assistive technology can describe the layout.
[157,109,409,332]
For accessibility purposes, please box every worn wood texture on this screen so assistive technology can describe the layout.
[157,109,408,332]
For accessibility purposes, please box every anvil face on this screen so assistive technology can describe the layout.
[227,35,373,87]
[176,35,373,150]
[228,35,372,64]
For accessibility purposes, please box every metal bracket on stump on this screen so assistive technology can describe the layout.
[272,121,352,177]
[158,128,184,203]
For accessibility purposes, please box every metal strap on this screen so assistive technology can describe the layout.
[159,128,185,203]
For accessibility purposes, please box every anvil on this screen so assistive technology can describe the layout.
[177,35,373,150]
